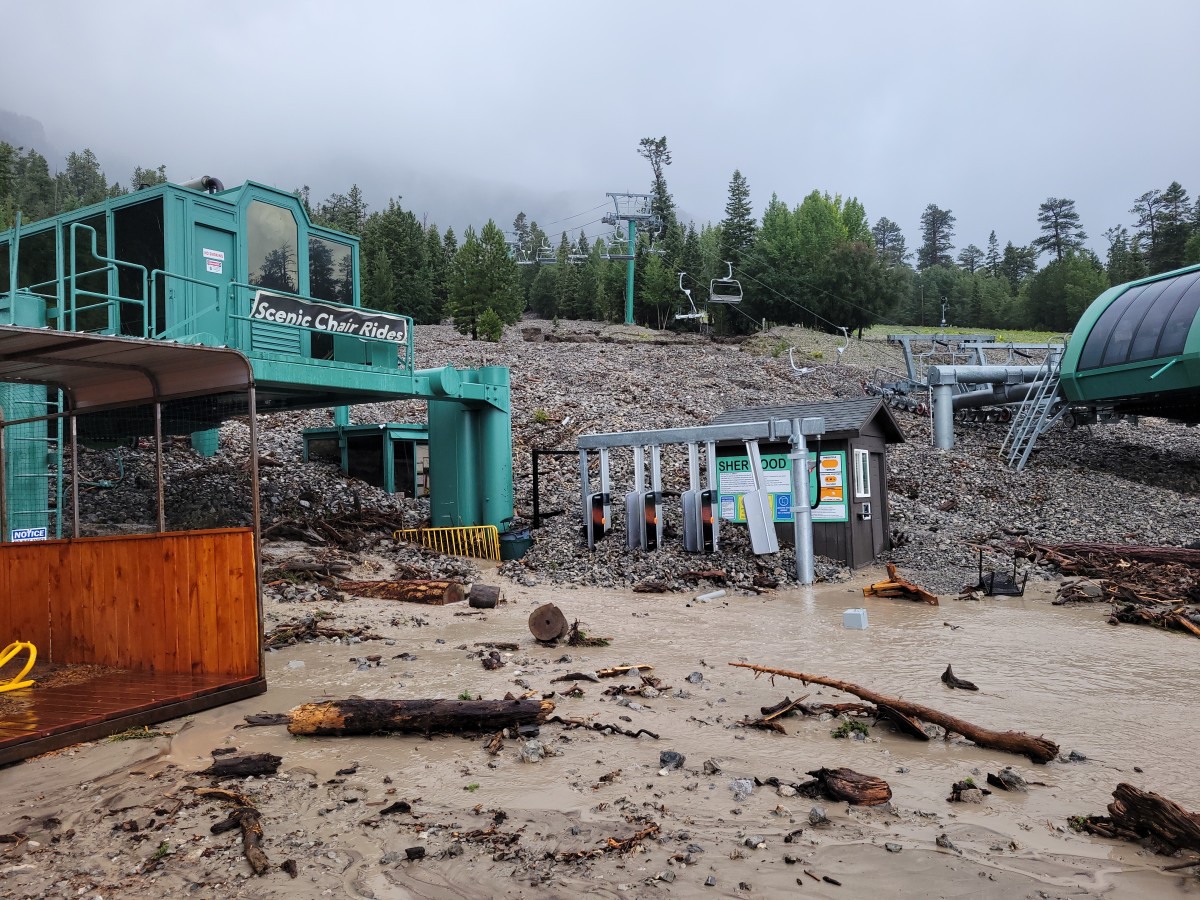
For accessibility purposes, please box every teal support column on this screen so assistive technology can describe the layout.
[624,219,636,325]
[474,366,514,530]
[191,429,219,457]
[427,399,480,527]
[334,406,350,426]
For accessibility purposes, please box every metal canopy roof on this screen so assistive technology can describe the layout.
[711,398,906,443]
[0,326,254,414]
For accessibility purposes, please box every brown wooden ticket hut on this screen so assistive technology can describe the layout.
[711,398,905,569]
[0,326,265,765]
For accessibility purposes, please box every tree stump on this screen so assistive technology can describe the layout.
[1108,783,1200,853]
[200,752,283,778]
[529,603,568,642]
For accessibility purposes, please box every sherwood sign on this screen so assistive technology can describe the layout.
[250,291,409,344]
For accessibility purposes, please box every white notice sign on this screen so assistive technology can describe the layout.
[202,248,225,261]
[206,258,223,273]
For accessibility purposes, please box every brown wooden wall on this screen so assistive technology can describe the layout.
[0,529,259,677]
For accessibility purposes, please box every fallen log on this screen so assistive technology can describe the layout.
[287,697,555,736]
[809,767,892,806]
[1109,603,1200,639]
[596,664,653,678]
[941,664,979,691]
[728,663,1059,763]
[200,751,282,778]
[1107,783,1200,854]
[338,579,464,605]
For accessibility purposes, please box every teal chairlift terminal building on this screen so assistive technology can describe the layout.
[0,177,513,537]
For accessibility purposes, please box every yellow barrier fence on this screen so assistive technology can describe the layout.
[393,525,500,562]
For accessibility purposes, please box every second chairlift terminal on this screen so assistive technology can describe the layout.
[578,416,829,585]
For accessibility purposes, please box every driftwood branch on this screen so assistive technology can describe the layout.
[728,662,1059,764]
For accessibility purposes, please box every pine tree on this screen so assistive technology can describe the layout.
[1156,181,1193,272]
[917,204,955,270]
[1103,226,1147,286]
[637,136,676,231]
[1032,197,1087,261]
[1131,189,1165,271]
[870,217,908,267]
[957,244,984,274]
[985,231,1001,277]
[719,169,756,268]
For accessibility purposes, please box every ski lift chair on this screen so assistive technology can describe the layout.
[709,261,743,304]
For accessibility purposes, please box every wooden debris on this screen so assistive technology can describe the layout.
[211,807,269,875]
[265,611,382,648]
[485,731,505,755]
[529,603,568,642]
[474,641,519,651]
[200,751,282,779]
[1096,783,1200,854]
[468,584,501,609]
[338,579,465,605]
[596,664,653,678]
[808,767,892,806]
[548,715,659,740]
[1109,603,1200,639]
[680,569,727,584]
[739,695,810,734]
[941,664,979,691]
[550,672,601,684]
[556,821,660,860]
[567,619,611,647]
[240,713,292,727]
[196,787,270,876]
[729,663,1059,763]
[632,581,669,593]
[287,697,555,736]
[862,563,939,605]
[264,510,405,548]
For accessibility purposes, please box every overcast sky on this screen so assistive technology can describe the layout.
[4,1,1197,257]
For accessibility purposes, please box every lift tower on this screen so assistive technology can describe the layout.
[601,193,657,325]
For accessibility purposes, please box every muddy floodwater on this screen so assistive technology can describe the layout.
[4,569,1200,899]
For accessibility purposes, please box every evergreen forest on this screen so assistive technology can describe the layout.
[3,138,1199,340]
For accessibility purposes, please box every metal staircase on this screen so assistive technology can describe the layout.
[1001,353,1065,471]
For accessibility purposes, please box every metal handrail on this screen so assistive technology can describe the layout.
[150,269,223,341]
[68,223,149,335]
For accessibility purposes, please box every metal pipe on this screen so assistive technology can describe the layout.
[952,383,1033,410]
[154,401,165,532]
[789,419,814,585]
[927,365,1044,386]
[7,211,20,320]
[248,384,265,674]
[578,449,591,547]
[932,384,955,449]
[70,414,80,538]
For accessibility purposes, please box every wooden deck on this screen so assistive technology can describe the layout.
[0,668,265,766]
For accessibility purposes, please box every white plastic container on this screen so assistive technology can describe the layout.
[843,608,869,629]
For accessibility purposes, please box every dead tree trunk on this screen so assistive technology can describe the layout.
[287,698,555,736]
[200,752,282,778]
[729,663,1059,764]
[1108,783,1200,853]
[338,580,464,604]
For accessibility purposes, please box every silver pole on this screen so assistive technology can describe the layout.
[790,418,814,585]
[932,383,955,449]
[578,448,591,546]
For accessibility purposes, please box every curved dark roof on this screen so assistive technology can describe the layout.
[1076,268,1200,371]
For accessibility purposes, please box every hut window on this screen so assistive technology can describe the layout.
[308,235,353,305]
[247,201,299,294]
[853,448,871,498]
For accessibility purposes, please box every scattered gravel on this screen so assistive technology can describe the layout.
[70,318,1200,599]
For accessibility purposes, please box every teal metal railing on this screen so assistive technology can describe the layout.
[68,223,148,335]
[150,269,223,343]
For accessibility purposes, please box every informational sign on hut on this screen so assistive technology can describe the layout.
[715,450,847,524]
